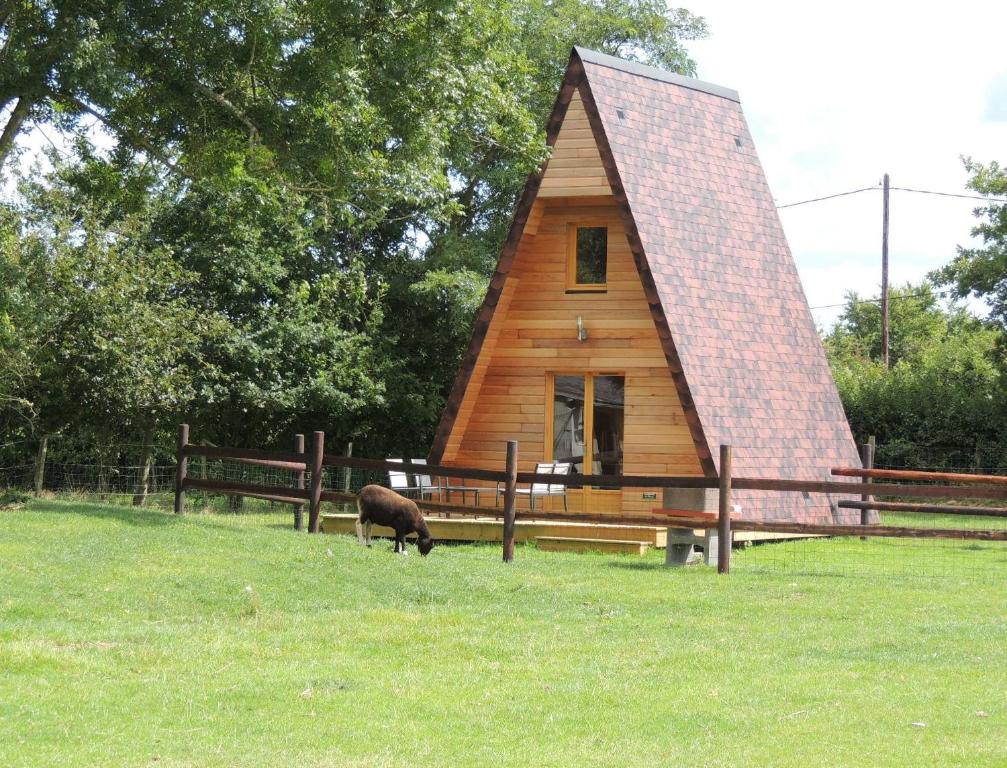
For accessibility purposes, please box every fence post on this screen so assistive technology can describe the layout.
[308,431,324,533]
[502,440,518,563]
[717,444,732,574]
[174,423,189,515]
[860,439,875,539]
[344,441,353,494]
[33,434,49,496]
[293,434,305,531]
[132,424,155,507]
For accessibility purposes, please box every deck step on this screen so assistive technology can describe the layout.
[320,513,667,546]
[535,536,650,555]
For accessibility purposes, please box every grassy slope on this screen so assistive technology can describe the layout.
[1,500,1004,767]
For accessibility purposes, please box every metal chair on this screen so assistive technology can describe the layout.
[411,459,444,500]
[387,458,446,501]
[497,461,570,513]
[386,459,412,495]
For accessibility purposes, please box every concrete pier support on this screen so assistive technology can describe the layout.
[663,486,738,566]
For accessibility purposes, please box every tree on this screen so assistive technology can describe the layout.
[0,203,39,423]
[1,1,710,468]
[4,151,212,495]
[824,283,966,368]
[372,267,487,456]
[932,158,1007,328]
[824,282,1006,470]
[4,1,706,248]
[427,0,707,275]
[144,170,388,450]
[0,0,110,164]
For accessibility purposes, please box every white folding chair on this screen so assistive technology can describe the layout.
[411,459,443,500]
[386,459,412,495]
[497,461,570,513]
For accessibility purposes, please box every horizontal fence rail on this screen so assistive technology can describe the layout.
[729,520,1007,542]
[322,455,509,485]
[173,425,1007,569]
[322,492,1007,541]
[833,466,1007,486]
[730,477,1007,501]
[184,444,308,471]
[498,472,1007,501]
[516,472,719,490]
[839,500,1007,518]
[185,477,310,506]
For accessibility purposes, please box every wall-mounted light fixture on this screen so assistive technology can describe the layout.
[576,315,588,342]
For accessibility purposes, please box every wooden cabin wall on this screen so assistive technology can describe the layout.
[442,200,704,517]
[538,90,610,198]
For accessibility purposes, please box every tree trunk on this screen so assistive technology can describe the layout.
[0,95,32,168]
[33,434,48,496]
[132,424,155,507]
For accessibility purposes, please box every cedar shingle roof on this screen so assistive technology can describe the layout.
[575,48,862,521]
[431,48,862,522]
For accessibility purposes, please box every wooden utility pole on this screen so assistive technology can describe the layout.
[881,173,890,368]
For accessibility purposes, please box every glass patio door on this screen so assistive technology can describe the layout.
[548,373,624,513]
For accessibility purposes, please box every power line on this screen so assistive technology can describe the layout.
[891,186,1007,203]
[776,186,878,209]
[777,184,1007,210]
[810,289,953,312]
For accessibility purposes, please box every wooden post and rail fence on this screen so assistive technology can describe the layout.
[172,424,1007,571]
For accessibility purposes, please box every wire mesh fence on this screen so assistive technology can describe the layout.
[732,529,1007,585]
[727,450,1007,584]
[873,443,1007,476]
[0,461,176,495]
[0,436,387,518]
[4,435,1006,583]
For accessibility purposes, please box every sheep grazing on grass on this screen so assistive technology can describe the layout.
[355,484,434,556]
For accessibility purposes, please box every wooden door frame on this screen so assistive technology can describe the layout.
[545,371,624,513]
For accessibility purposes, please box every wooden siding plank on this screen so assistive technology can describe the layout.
[443,198,702,515]
[537,93,608,201]
[539,185,612,197]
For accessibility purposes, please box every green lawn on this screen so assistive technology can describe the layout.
[1,499,1004,767]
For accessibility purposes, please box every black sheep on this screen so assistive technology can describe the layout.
[355,484,434,556]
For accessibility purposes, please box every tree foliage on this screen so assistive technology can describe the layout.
[4,153,209,445]
[825,283,1006,470]
[932,158,1007,328]
[0,1,708,463]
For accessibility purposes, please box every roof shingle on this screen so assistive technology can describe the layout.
[578,49,861,521]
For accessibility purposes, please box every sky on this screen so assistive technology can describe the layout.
[685,0,1007,328]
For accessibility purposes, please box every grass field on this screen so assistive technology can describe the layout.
[1,499,1005,767]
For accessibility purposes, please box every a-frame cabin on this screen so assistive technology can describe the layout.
[429,47,861,523]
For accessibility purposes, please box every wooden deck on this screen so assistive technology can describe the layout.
[320,513,816,548]
[321,513,668,547]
